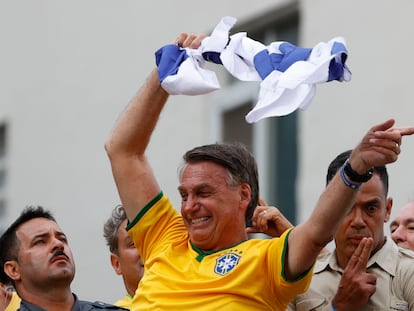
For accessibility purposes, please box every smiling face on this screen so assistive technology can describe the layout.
[334,174,392,268]
[7,218,75,291]
[178,161,251,251]
[390,201,414,251]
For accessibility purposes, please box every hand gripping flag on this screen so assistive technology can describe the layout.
[155,16,237,96]
[154,16,351,122]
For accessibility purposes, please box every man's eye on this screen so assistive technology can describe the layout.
[366,205,378,213]
[198,191,211,197]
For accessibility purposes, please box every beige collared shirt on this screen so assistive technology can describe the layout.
[287,238,414,311]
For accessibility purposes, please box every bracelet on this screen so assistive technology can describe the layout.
[343,159,373,183]
[340,163,361,189]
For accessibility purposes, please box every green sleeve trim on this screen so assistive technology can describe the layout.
[126,191,164,230]
[281,228,313,282]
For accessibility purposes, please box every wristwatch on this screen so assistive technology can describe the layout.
[343,159,374,183]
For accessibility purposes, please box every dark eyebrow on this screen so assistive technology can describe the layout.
[56,231,67,239]
[32,230,66,241]
[403,218,414,225]
[32,232,49,241]
[364,198,381,206]
[178,183,212,192]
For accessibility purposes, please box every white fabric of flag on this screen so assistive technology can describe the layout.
[155,16,236,96]
[155,16,351,123]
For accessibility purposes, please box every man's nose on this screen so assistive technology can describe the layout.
[349,208,366,228]
[391,226,406,244]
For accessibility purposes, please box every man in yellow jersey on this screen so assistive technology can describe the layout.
[105,31,414,310]
[104,205,144,308]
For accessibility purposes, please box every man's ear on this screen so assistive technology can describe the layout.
[4,260,20,282]
[110,253,122,275]
[239,183,252,209]
[384,197,393,223]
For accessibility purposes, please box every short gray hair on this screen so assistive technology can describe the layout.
[103,205,127,254]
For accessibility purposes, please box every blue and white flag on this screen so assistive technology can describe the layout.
[154,16,351,122]
[155,16,237,96]
[225,36,351,122]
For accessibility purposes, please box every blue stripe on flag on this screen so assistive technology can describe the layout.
[155,45,189,83]
[328,42,348,81]
[278,43,312,72]
[253,43,312,80]
[202,51,223,64]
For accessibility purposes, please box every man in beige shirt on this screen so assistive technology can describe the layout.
[285,149,414,311]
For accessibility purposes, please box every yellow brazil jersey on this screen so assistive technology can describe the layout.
[5,291,21,311]
[114,294,132,309]
[127,192,312,311]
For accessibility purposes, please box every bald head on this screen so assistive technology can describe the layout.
[390,201,414,250]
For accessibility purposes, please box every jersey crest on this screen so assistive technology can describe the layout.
[214,251,241,275]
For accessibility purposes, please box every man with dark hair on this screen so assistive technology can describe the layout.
[105,31,414,310]
[103,205,144,308]
[180,142,259,226]
[0,206,127,311]
[286,149,414,310]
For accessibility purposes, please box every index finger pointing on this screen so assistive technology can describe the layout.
[399,126,414,136]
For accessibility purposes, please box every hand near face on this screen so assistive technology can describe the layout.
[246,199,293,237]
[332,237,376,310]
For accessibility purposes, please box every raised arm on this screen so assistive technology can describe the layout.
[105,33,205,221]
[285,119,414,279]
[105,70,168,221]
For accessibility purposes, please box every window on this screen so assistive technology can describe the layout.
[210,5,299,223]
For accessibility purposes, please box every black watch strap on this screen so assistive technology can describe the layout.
[343,159,374,183]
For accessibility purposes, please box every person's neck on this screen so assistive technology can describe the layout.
[19,286,75,311]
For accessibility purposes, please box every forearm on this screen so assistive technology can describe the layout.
[105,69,168,219]
[288,171,358,276]
[309,171,358,244]
[105,69,169,158]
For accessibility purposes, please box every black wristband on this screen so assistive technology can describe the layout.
[343,159,373,183]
